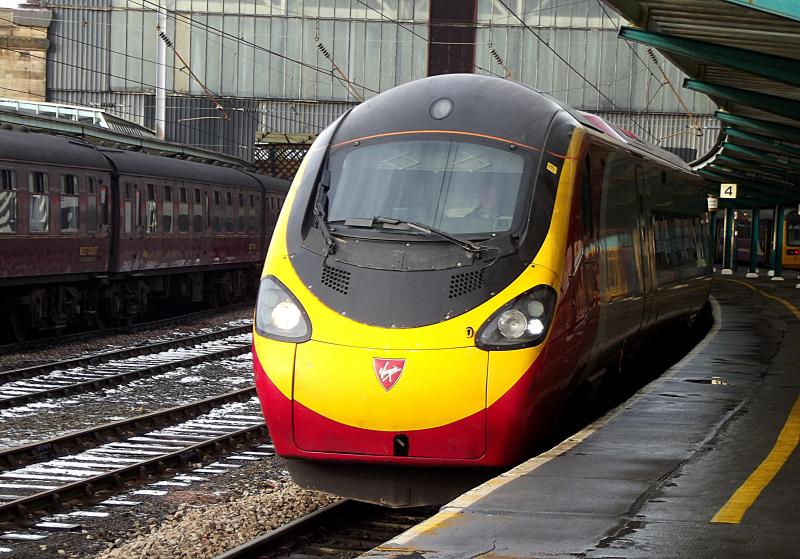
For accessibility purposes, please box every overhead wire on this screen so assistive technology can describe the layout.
[492,0,656,141]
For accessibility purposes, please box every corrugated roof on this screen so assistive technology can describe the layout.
[605,0,800,208]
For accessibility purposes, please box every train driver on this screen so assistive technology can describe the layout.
[466,179,508,232]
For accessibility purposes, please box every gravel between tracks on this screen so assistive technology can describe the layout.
[6,457,338,559]
[94,482,337,559]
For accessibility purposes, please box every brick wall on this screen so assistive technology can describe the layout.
[0,6,51,101]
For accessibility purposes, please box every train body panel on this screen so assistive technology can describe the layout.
[252,75,711,504]
[0,128,289,339]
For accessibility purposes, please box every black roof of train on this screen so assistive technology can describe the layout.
[331,74,691,172]
[0,128,111,170]
[99,148,263,189]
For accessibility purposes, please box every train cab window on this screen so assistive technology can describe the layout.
[29,171,49,233]
[225,192,234,232]
[124,182,133,234]
[163,185,173,233]
[178,187,189,233]
[193,188,203,233]
[212,190,222,232]
[238,193,245,232]
[145,184,158,234]
[0,169,17,233]
[580,157,593,236]
[86,177,97,233]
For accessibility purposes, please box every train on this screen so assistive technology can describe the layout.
[252,74,712,506]
[730,208,800,270]
[0,127,289,341]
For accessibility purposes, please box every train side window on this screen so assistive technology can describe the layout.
[163,185,174,233]
[248,194,256,232]
[124,182,132,234]
[134,185,142,230]
[60,174,80,233]
[225,191,234,232]
[193,188,203,233]
[212,190,221,232]
[99,182,108,228]
[0,169,17,233]
[238,193,245,232]
[255,195,261,232]
[178,187,189,233]
[86,177,97,233]
[145,183,158,234]
[29,171,49,233]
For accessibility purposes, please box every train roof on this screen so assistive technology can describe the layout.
[0,128,111,170]
[243,171,291,195]
[331,74,693,174]
[99,148,261,189]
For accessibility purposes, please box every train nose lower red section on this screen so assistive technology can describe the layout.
[292,399,487,459]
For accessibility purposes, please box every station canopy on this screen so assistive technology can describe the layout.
[605,0,800,209]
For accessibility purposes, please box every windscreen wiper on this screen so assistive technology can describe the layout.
[313,169,336,256]
[370,216,484,256]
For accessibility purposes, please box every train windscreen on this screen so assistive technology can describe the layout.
[326,137,527,237]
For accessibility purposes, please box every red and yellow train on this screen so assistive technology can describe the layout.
[252,75,712,506]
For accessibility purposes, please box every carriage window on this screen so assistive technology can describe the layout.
[0,169,17,233]
[193,188,204,233]
[29,171,49,233]
[124,182,132,234]
[86,177,97,233]
[238,193,245,232]
[212,190,222,232]
[60,174,80,233]
[135,185,142,229]
[146,183,158,234]
[179,187,189,232]
[225,191,234,232]
[163,186,173,233]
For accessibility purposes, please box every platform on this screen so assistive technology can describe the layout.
[365,274,800,558]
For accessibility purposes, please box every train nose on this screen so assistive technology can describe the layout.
[292,342,489,460]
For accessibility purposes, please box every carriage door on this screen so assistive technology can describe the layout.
[634,165,653,330]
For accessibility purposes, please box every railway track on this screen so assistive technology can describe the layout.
[216,500,434,559]
[0,304,250,357]
[0,394,269,524]
[0,326,252,410]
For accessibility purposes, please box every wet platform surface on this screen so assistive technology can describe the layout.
[365,274,800,558]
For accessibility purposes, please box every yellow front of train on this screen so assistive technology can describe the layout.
[252,75,585,505]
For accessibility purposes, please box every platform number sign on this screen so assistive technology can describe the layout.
[721,183,738,199]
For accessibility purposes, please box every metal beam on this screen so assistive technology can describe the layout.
[705,164,799,191]
[715,154,800,181]
[725,128,800,159]
[721,142,800,171]
[697,169,800,204]
[715,112,800,142]
[683,79,800,121]
[620,27,800,87]
[721,0,800,22]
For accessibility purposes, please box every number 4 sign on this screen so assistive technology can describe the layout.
[721,183,737,199]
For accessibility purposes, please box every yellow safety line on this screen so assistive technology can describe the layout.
[725,278,800,321]
[712,278,800,524]
[711,395,800,524]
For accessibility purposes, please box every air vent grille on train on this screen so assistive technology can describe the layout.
[321,265,351,295]
[449,270,483,299]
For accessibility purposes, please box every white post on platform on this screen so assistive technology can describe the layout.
[155,2,167,140]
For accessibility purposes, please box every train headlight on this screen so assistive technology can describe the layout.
[476,285,557,350]
[255,276,311,342]
[498,310,527,338]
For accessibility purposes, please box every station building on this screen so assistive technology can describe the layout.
[4,0,719,168]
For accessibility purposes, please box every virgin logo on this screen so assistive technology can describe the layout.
[373,358,405,391]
